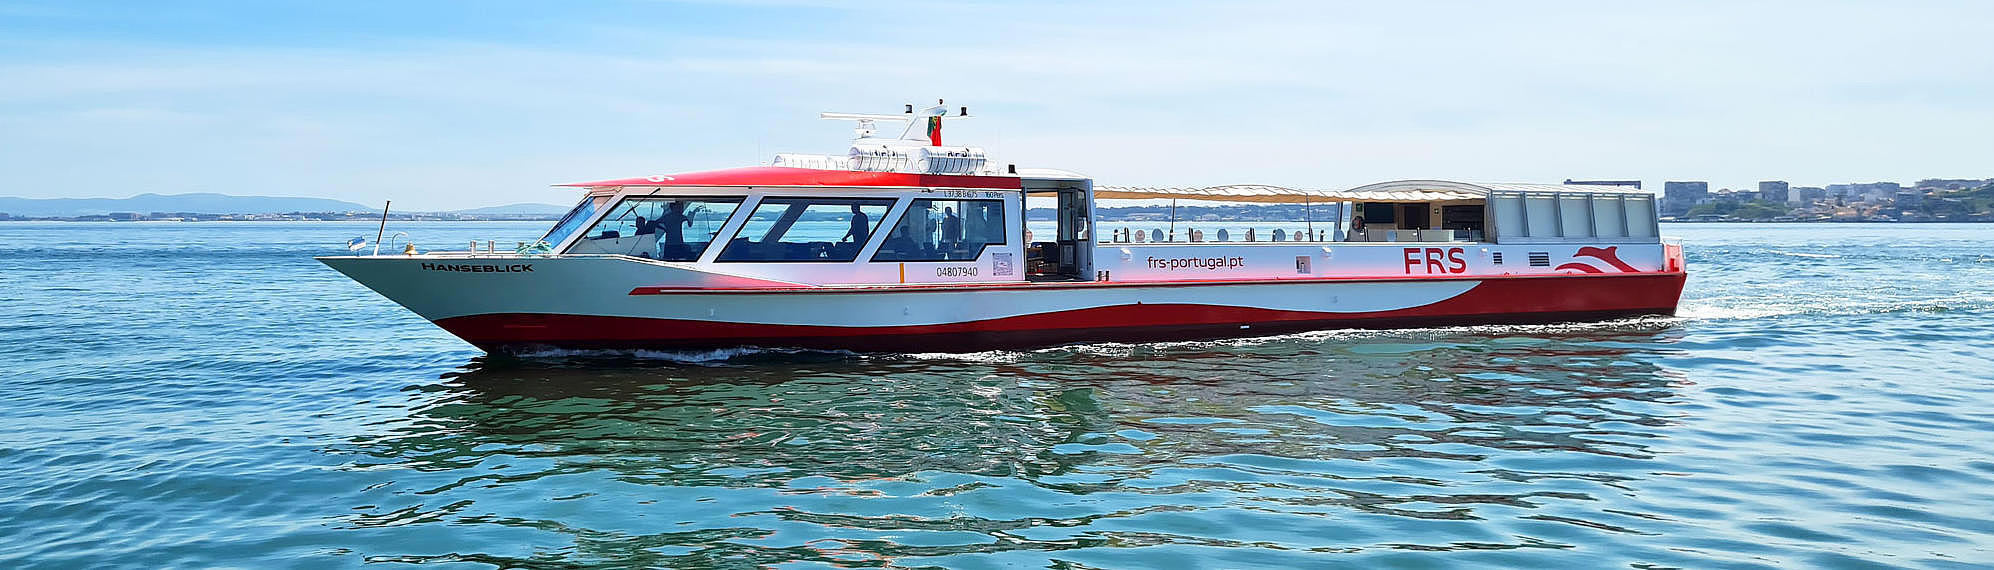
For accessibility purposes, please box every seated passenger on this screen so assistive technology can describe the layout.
[1346,216,1366,241]
[633,215,656,236]
[880,228,918,257]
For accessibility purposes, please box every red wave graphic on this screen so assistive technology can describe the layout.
[1556,263,1606,273]
[1574,246,1639,273]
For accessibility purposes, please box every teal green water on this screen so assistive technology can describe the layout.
[2,222,1992,568]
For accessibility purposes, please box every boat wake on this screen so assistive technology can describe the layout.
[1678,293,1994,323]
[894,316,1688,364]
[490,345,861,365]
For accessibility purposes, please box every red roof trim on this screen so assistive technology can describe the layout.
[557,166,1023,190]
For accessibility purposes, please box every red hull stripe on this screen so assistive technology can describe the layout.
[628,270,1680,296]
[438,273,1686,352]
[558,166,1023,190]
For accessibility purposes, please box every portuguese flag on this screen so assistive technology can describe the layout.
[926,115,942,146]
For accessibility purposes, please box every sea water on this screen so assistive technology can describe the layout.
[1,221,1991,568]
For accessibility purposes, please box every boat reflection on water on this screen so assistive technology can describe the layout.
[339,321,1690,567]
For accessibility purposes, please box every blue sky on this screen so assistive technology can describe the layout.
[3,1,1991,210]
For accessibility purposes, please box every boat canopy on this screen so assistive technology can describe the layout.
[1095,184,1328,203]
[1343,180,1653,199]
[1097,180,1652,204]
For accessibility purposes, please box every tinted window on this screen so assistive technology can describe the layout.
[873,199,1007,261]
[541,197,600,246]
[566,197,742,260]
[717,197,894,262]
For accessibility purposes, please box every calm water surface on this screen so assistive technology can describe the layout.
[2,222,1992,569]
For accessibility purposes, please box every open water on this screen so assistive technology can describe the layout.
[2,221,1992,569]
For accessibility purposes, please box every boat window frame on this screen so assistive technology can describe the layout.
[541,195,604,249]
[567,194,747,260]
[869,197,1009,263]
[714,196,899,263]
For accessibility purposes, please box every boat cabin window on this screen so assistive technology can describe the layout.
[717,197,894,262]
[1441,204,1485,240]
[872,198,1006,262]
[566,197,742,260]
[1362,202,1397,228]
[541,197,602,247]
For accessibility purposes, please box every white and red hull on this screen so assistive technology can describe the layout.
[320,255,1685,352]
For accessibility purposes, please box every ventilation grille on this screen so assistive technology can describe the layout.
[1528,252,1551,267]
[1491,252,1504,265]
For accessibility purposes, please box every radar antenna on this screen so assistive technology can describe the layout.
[819,99,969,145]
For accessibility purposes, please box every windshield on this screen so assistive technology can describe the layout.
[540,197,600,247]
[565,196,743,260]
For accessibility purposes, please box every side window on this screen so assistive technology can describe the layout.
[564,197,742,260]
[873,199,1007,261]
[717,197,894,262]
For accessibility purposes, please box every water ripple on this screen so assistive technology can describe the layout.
[3,222,1994,567]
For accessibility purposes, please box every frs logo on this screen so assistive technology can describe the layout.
[1403,247,1467,274]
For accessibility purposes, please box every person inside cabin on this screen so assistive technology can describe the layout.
[843,204,871,245]
[655,201,694,260]
[633,215,655,235]
[1347,215,1366,241]
[882,226,918,257]
[981,202,1004,243]
[941,206,963,252]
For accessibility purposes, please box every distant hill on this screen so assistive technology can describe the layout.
[448,202,570,215]
[0,193,374,217]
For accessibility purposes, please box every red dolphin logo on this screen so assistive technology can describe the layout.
[1556,246,1639,274]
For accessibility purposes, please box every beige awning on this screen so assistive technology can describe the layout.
[1094,184,1326,203]
[1096,180,1650,203]
[1095,184,1480,203]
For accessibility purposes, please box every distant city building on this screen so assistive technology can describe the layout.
[1719,188,1752,199]
[1894,191,1925,210]
[1795,186,1827,204]
[1758,181,1790,203]
[1915,178,1991,190]
[1854,182,1902,201]
[1661,181,1708,216]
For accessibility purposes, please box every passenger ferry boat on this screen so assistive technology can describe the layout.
[319,103,1686,353]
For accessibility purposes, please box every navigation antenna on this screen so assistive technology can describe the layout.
[820,99,969,146]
